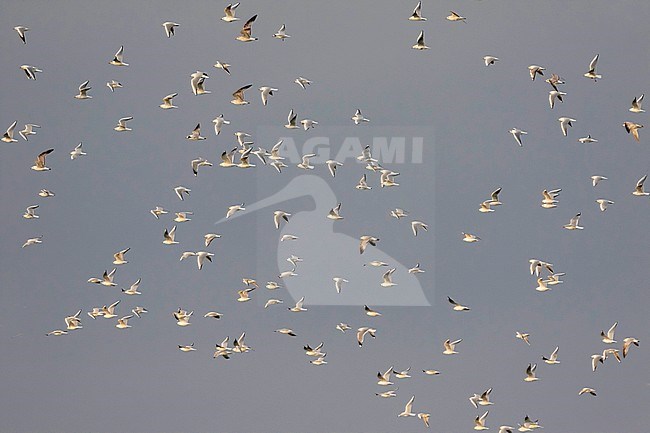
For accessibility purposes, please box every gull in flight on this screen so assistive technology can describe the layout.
[541,188,561,208]
[364,305,382,317]
[443,338,462,355]
[23,205,39,219]
[179,343,196,352]
[448,296,470,311]
[39,189,55,197]
[591,175,607,187]
[546,73,565,91]
[479,201,494,213]
[212,114,230,135]
[528,65,545,81]
[601,321,617,344]
[509,128,527,147]
[336,323,351,333]
[578,135,597,143]
[398,395,416,417]
[162,226,178,245]
[412,31,429,50]
[74,80,92,99]
[583,54,602,81]
[295,77,312,89]
[633,175,649,196]
[408,263,425,274]
[360,235,379,254]
[88,269,117,287]
[160,93,178,109]
[236,15,258,42]
[591,353,604,371]
[220,148,238,167]
[222,3,240,22]
[65,310,83,330]
[462,232,480,243]
[542,346,560,364]
[391,208,409,219]
[22,236,43,248]
[356,174,372,190]
[484,56,499,66]
[558,117,576,136]
[107,80,122,92]
[186,124,206,140]
[377,366,394,386]
[174,309,193,327]
[273,210,291,229]
[231,84,252,105]
[446,11,467,23]
[474,411,490,431]
[535,278,551,293]
[285,109,299,129]
[304,342,324,357]
[122,278,141,295]
[204,311,223,319]
[623,337,640,358]
[150,206,168,219]
[376,389,398,398]
[578,387,597,396]
[300,118,318,130]
[14,26,29,43]
[114,116,133,132]
[162,21,179,38]
[310,354,327,366]
[326,160,343,177]
[529,259,554,276]
[629,94,645,113]
[351,109,370,124]
[191,157,212,176]
[411,221,428,236]
[21,65,42,80]
[333,277,348,294]
[213,60,231,75]
[174,186,191,201]
[409,1,426,20]
[423,369,440,376]
[623,121,643,141]
[273,24,290,40]
[469,388,494,408]
[518,416,542,431]
[46,330,67,336]
[524,363,539,382]
[19,123,40,141]
[595,199,614,212]
[275,328,297,337]
[549,90,566,109]
[288,297,307,312]
[381,268,397,287]
[264,299,283,308]
[109,45,128,66]
[204,233,221,247]
[190,71,210,95]
[213,337,231,359]
[31,149,54,171]
[259,86,278,106]
[393,367,412,379]
[116,315,133,329]
[113,248,130,265]
[327,203,344,220]
[563,213,583,230]
[70,143,86,160]
[237,287,255,302]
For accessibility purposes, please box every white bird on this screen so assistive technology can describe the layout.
[578,387,597,396]
[591,354,604,371]
[191,157,212,176]
[524,363,539,382]
[190,71,210,95]
[259,86,278,106]
[186,124,206,141]
[364,305,382,317]
[109,45,128,66]
[88,269,117,287]
[393,367,412,379]
[629,94,645,113]
[179,343,196,352]
[22,236,43,248]
[509,128,527,147]
[14,26,29,44]
[484,56,499,66]
[310,354,327,365]
[633,175,649,196]
[162,226,178,245]
[273,24,290,40]
[351,109,370,124]
[274,328,296,337]
[113,248,130,265]
[69,143,86,160]
[411,221,428,236]
[212,115,230,136]
[160,93,178,109]
[195,251,214,270]
[446,11,467,22]
[19,123,40,141]
[475,411,490,431]
[591,175,607,187]
[447,296,470,311]
[376,388,398,398]
[122,278,141,295]
[398,396,416,417]
[333,277,348,294]
[563,213,583,230]
[38,189,55,197]
[584,54,602,81]
[390,208,409,219]
[162,21,179,38]
[297,153,316,170]
[288,296,307,312]
[595,199,614,212]
[204,233,221,247]
[64,310,83,330]
[377,366,394,386]
[601,322,618,344]
[31,148,54,171]
[204,311,223,319]
[622,337,640,358]
[336,323,352,333]
[528,65,545,81]
[408,263,424,274]
[479,201,494,213]
[462,232,480,243]
[578,135,597,143]
[174,309,193,327]
[356,174,372,190]
[150,206,168,219]
[221,3,240,22]
[412,30,429,50]
[535,278,551,293]
[231,84,252,105]
[327,203,344,220]
[623,121,643,142]
[74,80,92,99]
[326,160,343,177]
[516,332,531,345]
[409,1,427,21]
[443,338,462,355]
[548,90,566,109]
[237,288,255,302]
[264,299,283,308]
[23,205,39,219]
[236,15,258,42]
[360,235,380,254]
[20,65,42,79]
[300,119,318,130]
[422,369,440,376]
[294,77,312,89]
[114,116,133,132]
[558,117,576,136]
[116,315,133,329]
[2,120,18,143]
[174,186,191,201]
[542,346,560,364]
[106,80,122,92]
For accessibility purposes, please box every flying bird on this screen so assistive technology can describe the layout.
[162,21,179,38]
[236,15,258,42]
[109,45,128,66]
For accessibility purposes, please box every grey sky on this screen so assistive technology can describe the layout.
[1,1,649,432]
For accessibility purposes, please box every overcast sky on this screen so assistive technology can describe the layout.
[1,1,649,432]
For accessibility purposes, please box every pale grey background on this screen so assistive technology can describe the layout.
[1,1,649,432]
